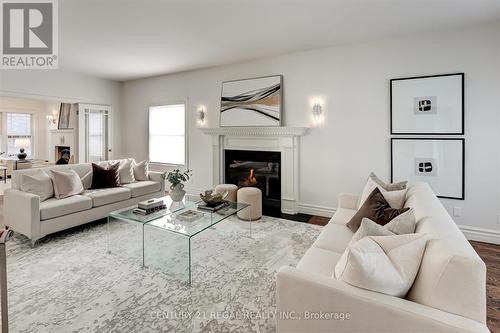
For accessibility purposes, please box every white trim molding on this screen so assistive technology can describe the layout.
[200,127,309,137]
[458,225,500,245]
[298,203,335,217]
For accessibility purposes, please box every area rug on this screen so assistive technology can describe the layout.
[3,216,321,332]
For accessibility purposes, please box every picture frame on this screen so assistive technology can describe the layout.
[57,103,72,129]
[219,75,282,127]
[390,73,464,135]
[391,138,465,200]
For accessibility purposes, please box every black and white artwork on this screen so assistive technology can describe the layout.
[391,138,464,200]
[220,75,282,127]
[391,73,464,134]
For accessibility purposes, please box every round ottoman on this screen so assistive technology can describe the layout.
[215,184,238,202]
[237,187,262,221]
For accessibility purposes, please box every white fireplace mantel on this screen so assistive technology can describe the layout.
[201,126,310,215]
[200,126,310,137]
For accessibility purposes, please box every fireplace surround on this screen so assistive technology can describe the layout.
[201,127,309,215]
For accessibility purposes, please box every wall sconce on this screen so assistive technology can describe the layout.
[197,106,206,126]
[46,115,57,125]
[312,102,322,123]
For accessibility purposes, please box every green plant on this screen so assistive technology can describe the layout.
[166,169,192,187]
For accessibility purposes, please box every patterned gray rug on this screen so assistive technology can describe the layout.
[3,216,321,332]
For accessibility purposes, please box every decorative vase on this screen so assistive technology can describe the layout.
[170,183,186,202]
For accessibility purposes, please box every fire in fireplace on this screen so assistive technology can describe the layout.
[225,149,281,215]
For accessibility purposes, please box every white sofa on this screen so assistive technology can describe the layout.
[4,160,165,243]
[277,182,489,333]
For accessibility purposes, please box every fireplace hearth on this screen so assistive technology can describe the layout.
[225,149,281,215]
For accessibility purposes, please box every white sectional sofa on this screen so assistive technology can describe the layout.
[4,160,165,244]
[277,182,489,333]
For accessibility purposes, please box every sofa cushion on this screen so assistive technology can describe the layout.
[334,233,427,298]
[312,223,353,253]
[359,176,407,209]
[91,162,121,189]
[297,247,341,277]
[347,188,409,232]
[83,187,131,207]
[133,160,149,181]
[49,169,84,199]
[122,181,161,198]
[40,195,92,220]
[21,170,54,202]
[407,238,487,323]
[329,208,356,225]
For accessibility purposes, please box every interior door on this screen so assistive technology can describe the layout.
[77,104,112,163]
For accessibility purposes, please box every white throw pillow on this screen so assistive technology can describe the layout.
[118,159,135,184]
[385,208,416,235]
[133,160,149,181]
[49,169,84,199]
[334,233,427,298]
[80,170,92,190]
[369,172,407,191]
[20,170,54,202]
[359,176,407,209]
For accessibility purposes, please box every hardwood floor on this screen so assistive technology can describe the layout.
[306,217,500,332]
[470,241,500,332]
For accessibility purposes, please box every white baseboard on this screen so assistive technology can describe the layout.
[458,225,500,245]
[298,203,335,217]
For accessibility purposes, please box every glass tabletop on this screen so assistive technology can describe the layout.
[108,196,202,223]
[145,201,250,238]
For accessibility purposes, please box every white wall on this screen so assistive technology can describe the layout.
[0,69,122,158]
[119,23,499,241]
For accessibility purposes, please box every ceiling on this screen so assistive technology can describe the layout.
[59,0,500,81]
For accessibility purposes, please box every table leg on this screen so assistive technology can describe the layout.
[188,237,192,286]
[3,170,5,184]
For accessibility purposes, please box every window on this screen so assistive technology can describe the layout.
[6,113,33,157]
[149,104,186,165]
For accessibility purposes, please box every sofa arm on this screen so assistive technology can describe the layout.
[4,189,41,241]
[276,266,489,333]
[148,171,166,191]
[337,193,360,210]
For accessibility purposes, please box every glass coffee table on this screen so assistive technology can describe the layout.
[107,196,251,284]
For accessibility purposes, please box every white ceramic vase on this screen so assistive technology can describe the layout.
[170,183,186,202]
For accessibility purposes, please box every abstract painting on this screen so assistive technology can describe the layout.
[220,75,282,127]
[390,73,464,134]
[391,138,464,200]
[58,103,72,129]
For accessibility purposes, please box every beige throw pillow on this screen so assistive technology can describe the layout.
[21,170,54,202]
[133,160,149,181]
[50,169,84,199]
[385,208,416,235]
[369,172,407,191]
[359,175,407,209]
[118,159,135,184]
[334,233,427,298]
[80,170,92,190]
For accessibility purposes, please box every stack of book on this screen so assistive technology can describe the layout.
[133,198,166,215]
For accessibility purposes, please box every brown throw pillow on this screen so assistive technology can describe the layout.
[347,187,410,232]
[91,162,120,189]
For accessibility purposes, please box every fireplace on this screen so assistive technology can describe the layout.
[225,149,281,215]
[55,146,71,164]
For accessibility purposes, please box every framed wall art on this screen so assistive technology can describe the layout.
[391,138,465,200]
[390,73,464,135]
[220,75,282,127]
